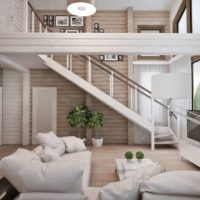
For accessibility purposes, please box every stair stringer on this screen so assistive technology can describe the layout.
[39,55,153,132]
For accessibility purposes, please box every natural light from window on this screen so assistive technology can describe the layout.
[178,9,187,33]
[192,0,200,33]
[193,61,200,110]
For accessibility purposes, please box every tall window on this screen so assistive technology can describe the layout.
[192,58,200,110]
[192,0,200,33]
[173,0,192,33]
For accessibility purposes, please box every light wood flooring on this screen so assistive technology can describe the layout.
[0,144,199,187]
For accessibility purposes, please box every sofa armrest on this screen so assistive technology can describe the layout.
[18,193,87,200]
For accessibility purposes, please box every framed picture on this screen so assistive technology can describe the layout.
[99,55,104,61]
[55,16,69,27]
[104,54,118,61]
[94,29,99,33]
[118,55,123,61]
[48,15,54,27]
[70,16,84,27]
[94,23,99,29]
[99,29,104,33]
[43,15,48,26]
[65,30,79,33]
[60,29,66,33]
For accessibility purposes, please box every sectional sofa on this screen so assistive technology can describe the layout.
[0,132,200,200]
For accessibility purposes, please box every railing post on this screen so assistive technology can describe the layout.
[66,54,69,69]
[69,54,73,71]
[151,97,155,150]
[109,71,114,97]
[39,23,42,33]
[31,11,35,33]
[23,0,29,32]
[88,56,92,83]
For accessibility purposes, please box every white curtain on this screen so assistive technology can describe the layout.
[134,64,169,126]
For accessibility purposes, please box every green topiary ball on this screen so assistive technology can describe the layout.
[136,151,144,160]
[125,151,133,160]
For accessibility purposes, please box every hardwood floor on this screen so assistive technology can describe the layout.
[0,144,199,187]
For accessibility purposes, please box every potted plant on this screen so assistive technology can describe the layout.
[125,151,133,162]
[136,151,144,163]
[67,104,91,138]
[88,112,104,147]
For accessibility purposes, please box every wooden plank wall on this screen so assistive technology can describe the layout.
[3,70,23,144]
[133,11,170,32]
[0,69,3,87]
[28,8,170,144]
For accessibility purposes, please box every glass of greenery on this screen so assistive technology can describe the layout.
[136,151,144,163]
[67,104,91,138]
[125,151,133,162]
[88,112,103,139]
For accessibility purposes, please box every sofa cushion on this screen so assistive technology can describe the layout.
[99,163,164,200]
[60,136,86,153]
[41,146,61,162]
[0,148,40,192]
[18,160,84,193]
[61,151,92,187]
[35,131,65,156]
[18,193,87,200]
[142,193,200,200]
[140,171,200,196]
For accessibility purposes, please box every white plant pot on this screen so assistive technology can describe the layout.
[92,138,103,147]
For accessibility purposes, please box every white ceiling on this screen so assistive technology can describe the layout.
[30,0,179,11]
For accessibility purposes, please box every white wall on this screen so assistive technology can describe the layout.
[170,0,182,32]
[3,70,23,144]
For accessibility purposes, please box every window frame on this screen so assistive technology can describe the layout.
[173,0,192,33]
[191,56,200,110]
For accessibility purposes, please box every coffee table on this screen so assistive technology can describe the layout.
[115,159,154,180]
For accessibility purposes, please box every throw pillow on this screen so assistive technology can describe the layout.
[0,148,41,192]
[41,146,61,162]
[19,161,84,193]
[60,136,87,153]
[35,131,65,156]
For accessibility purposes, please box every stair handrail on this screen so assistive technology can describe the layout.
[80,55,169,110]
[28,1,54,32]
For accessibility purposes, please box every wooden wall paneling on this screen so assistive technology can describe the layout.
[22,71,30,145]
[3,70,23,144]
[30,69,86,139]
[133,11,170,33]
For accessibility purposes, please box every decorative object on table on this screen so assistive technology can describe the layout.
[79,29,84,33]
[118,55,123,61]
[67,0,96,17]
[125,151,133,162]
[99,29,104,33]
[65,29,79,33]
[99,55,104,61]
[67,104,91,138]
[60,29,66,33]
[70,16,84,27]
[88,112,104,147]
[55,15,69,27]
[136,151,144,162]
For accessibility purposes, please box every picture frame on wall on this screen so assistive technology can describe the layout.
[43,15,48,26]
[99,29,104,33]
[99,55,104,61]
[48,15,54,27]
[104,54,118,61]
[94,23,99,29]
[55,16,69,27]
[118,55,123,61]
[70,16,84,27]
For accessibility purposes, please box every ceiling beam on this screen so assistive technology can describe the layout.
[0,33,200,55]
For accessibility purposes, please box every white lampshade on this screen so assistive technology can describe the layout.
[151,73,191,99]
[67,0,96,16]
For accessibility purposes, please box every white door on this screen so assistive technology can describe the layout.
[32,87,57,144]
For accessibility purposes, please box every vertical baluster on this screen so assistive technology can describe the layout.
[69,54,73,71]
[151,97,155,150]
[88,56,92,83]
[66,54,69,69]
[39,23,42,33]
[31,11,35,33]
[109,71,114,97]
[50,54,54,60]
[134,87,138,111]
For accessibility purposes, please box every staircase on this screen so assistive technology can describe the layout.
[39,54,178,150]
[27,2,178,150]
